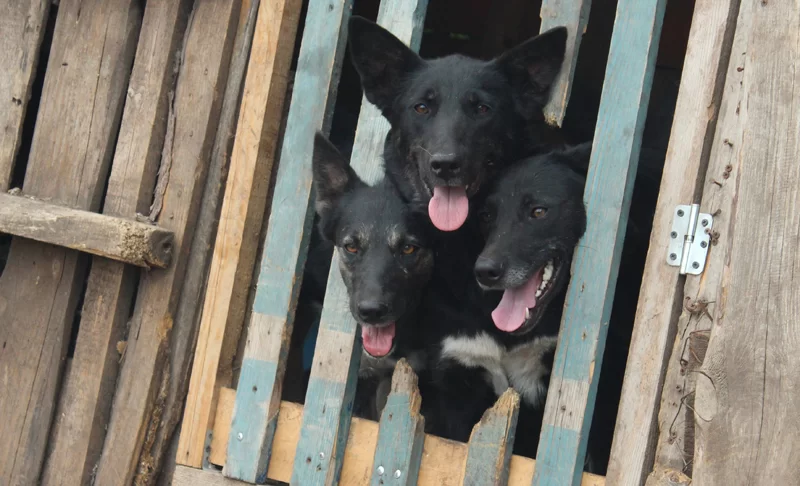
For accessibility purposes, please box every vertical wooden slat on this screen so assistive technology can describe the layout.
[177,0,302,469]
[531,0,667,484]
[289,2,428,485]
[0,0,51,191]
[692,1,800,483]
[369,360,426,486]
[39,3,191,484]
[539,0,592,126]
[0,1,142,482]
[463,389,521,486]
[605,0,742,483]
[222,0,354,481]
[91,1,240,483]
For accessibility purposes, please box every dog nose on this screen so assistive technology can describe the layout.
[474,257,505,285]
[357,300,389,322]
[430,154,461,177]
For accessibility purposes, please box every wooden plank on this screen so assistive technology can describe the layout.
[90,1,240,483]
[0,0,51,191]
[0,192,174,268]
[539,0,592,126]
[177,0,302,469]
[288,2,428,485]
[39,3,192,484]
[463,389,520,486]
[174,465,253,486]
[531,0,667,484]
[221,0,357,480]
[0,1,142,482]
[211,390,606,485]
[370,359,425,486]
[604,0,742,483]
[692,1,800,483]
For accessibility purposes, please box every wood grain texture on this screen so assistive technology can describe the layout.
[463,389,520,486]
[177,0,302,469]
[539,0,592,126]
[370,360,425,486]
[0,1,142,483]
[642,2,750,481]
[692,1,800,483]
[173,465,252,486]
[604,0,741,483]
[40,3,191,484]
[0,193,173,268]
[531,0,667,484]
[211,390,606,485]
[0,0,50,191]
[90,2,239,484]
[289,2,429,486]
[222,0,357,481]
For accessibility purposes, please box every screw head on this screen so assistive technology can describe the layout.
[677,209,685,217]
[700,241,708,248]
[692,262,700,269]
[377,466,385,475]
[237,432,243,441]
[319,452,325,459]
[671,231,678,238]
[670,253,677,261]
[394,470,402,478]
[702,219,709,227]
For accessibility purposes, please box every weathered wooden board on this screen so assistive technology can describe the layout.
[531,0,667,484]
[369,360,425,486]
[288,3,429,486]
[0,192,173,268]
[463,389,520,486]
[605,0,742,483]
[211,390,606,485]
[90,1,239,483]
[222,0,356,481]
[0,1,142,482]
[174,465,253,486]
[177,0,302,469]
[539,0,592,126]
[692,1,800,483]
[40,3,191,483]
[0,0,50,191]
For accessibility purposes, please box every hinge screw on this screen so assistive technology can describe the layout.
[701,219,709,227]
[692,262,700,269]
[670,231,677,238]
[677,209,685,217]
[700,241,707,248]
[670,253,677,261]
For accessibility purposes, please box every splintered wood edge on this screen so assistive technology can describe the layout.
[469,388,521,439]
[389,358,422,414]
[208,388,605,486]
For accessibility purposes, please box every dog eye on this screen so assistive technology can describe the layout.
[531,207,548,219]
[401,244,418,255]
[413,103,430,115]
[344,243,359,254]
[476,103,491,115]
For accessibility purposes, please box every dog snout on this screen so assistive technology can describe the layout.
[429,153,462,178]
[474,256,505,285]
[356,299,389,323]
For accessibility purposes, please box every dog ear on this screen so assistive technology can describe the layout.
[348,16,423,117]
[494,26,568,117]
[312,132,363,228]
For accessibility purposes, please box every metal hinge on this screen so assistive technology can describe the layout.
[666,204,713,275]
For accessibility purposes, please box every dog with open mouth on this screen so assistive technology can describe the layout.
[347,16,569,232]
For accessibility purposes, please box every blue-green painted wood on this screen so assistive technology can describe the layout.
[463,389,520,486]
[291,1,428,485]
[539,0,593,126]
[224,0,354,482]
[531,0,668,485]
[369,360,425,486]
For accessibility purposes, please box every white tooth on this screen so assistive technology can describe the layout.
[535,289,542,297]
[543,261,554,282]
[525,308,532,320]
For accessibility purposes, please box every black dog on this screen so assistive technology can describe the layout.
[310,132,437,418]
[348,16,568,231]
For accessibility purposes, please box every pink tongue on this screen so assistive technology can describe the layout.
[491,269,544,332]
[361,323,396,357]
[429,186,469,231]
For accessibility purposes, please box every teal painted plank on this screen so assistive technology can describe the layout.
[370,360,425,486]
[539,0,592,126]
[531,0,668,485]
[463,389,520,486]
[224,0,354,482]
[291,1,428,485]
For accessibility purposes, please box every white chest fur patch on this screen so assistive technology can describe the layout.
[440,332,558,406]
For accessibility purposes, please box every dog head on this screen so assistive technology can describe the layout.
[312,133,435,358]
[474,144,590,335]
[348,16,567,232]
